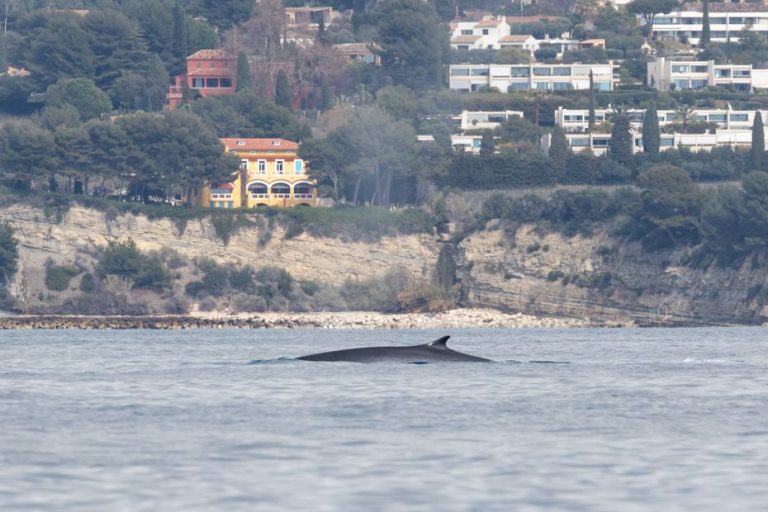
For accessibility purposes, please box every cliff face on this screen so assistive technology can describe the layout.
[2,205,766,325]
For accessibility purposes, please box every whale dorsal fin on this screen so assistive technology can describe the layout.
[428,336,450,347]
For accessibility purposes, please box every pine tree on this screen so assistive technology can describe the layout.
[479,130,495,156]
[751,110,765,171]
[588,70,595,132]
[609,114,633,165]
[701,0,711,46]
[274,70,292,109]
[236,51,251,92]
[642,102,660,158]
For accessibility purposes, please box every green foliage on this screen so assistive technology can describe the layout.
[443,152,557,189]
[79,272,97,293]
[97,239,171,291]
[609,114,633,166]
[274,70,292,109]
[642,102,660,157]
[339,267,411,313]
[0,223,18,286]
[236,51,251,92]
[45,264,80,292]
[549,126,569,174]
[547,270,565,282]
[371,0,447,90]
[751,112,764,172]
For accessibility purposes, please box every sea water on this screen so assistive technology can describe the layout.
[1,327,766,511]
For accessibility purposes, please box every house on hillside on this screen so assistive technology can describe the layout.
[196,138,318,209]
[332,43,380,64]
[167,50,237,110]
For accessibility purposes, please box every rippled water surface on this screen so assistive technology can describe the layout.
[1,327,767,511]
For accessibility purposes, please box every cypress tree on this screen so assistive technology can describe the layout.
[172,2,188,76]
[274,70,292,109]
[236,51,251,92]
[751,110,765,171]
[588,70,595,132]
[701,0,711,46]
[549,126,569,174]
[642,102,660,158]
[609,114,633,165]
[480,130,495,156]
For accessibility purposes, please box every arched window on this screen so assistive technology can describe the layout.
[271,183,290,198]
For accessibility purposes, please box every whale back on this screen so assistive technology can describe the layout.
[296,335,490,363]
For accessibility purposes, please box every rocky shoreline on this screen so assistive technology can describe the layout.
[0,308,622,329]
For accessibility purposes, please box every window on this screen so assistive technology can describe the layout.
[461,29,472,35]
[671,65,689,73]
[564,115,584,122]
[553,67,571,76]
[691,66,708,73]
[730,113,749,122]
[553,82,571,90]
[691,79,707,90]
[294,159,303,174]
[294,184,313,198]
[272,184,290,197]
[220,78,232,88]
[206,78,219,87]
[592,138,609,147]
[507,83,529,91]
[258,160,266,174]
[533,67,551,76]
[709,114,726,122]
[510,67,530,77]
[240,159,248,171]
[482,29,489,35]
[209,62,216,68]
[191,78,204,88]
[716,69,731,78]
[733,70,751,77]
[596,81,611,91]
[673,79,689,89]
[196,62,201,68]
[450,67,470,76]
[470,68,489,76]
[654,17,674,25]
[570,137,589,147]
[729,17,744,25]
[661,136,675,147]
[457,45,469,50]
[535,82,551,90]
[276,160,284,174]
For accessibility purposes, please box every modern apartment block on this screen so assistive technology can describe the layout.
[650,5,768,46]
[458,110,524,130]
[449,62,619,92]
[544,107,768,155]
[554,107,768,132]
[646,57,768,92]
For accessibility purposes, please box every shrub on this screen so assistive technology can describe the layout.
[97,239,171,291]
[547,270,564,282]
[45,264,79,291]
[79,273,96,293]
[0,223,19,286]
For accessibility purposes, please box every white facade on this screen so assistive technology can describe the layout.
[450,16,512,50]
[449,62,619,92]
[646,58,768,92]
[650,8,768,46]
[555,107,768,132]
[459,110,524,130]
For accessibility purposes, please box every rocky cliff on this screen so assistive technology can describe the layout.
[1,205,766,325]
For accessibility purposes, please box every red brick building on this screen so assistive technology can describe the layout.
[167,49,237,110]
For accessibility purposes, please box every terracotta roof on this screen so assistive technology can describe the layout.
[213,183,234,190]
[187,49,233,60]
[505,15,564,24]
[476,17,504,27]
[333,43,375,55]
[221,138,300,152]
[499,35,534,43]
[452,35,482,43]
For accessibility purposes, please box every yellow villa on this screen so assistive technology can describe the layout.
[199,138,318,208]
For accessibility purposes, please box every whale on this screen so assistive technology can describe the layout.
[296,335,490,363]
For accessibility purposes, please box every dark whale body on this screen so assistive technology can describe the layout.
[296,336,490,363]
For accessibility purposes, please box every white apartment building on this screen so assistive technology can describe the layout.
[449,62,619,92]
[554,107,768,132]
[458,110,524,130]
[650,6,768,46]
[646,58,768,92]
[544,107,768,155]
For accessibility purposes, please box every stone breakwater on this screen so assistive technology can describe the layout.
[0,309,617,329]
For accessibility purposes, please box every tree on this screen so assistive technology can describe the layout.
[549,126,570,174]
[236,51,251,92]
[0,119,57,187]
[751,110,765,172]
[0,222,18,288]
[642,101,660,157]
[372,0,448,90]
[274,69,292,109]
[480,131,495,156]
[701,0,710,46]
[632,164,702,249]
[609,114,633,165]
[45,78,112,121]
[626,0,680,28]
[172,1,188,76]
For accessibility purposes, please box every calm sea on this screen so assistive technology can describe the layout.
[1,327,766,511]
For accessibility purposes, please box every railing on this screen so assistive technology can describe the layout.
[250,193,268,199]
[294,193,313,199]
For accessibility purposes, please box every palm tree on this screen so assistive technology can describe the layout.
[573,0,600,31]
